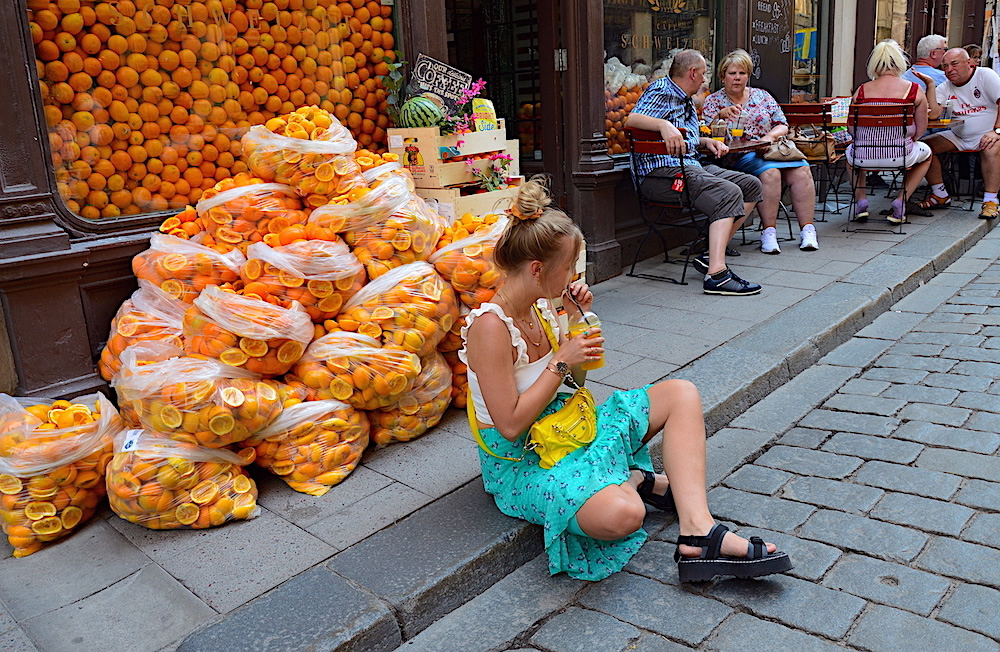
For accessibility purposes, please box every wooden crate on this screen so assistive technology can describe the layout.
[417,177,523,222]
[387,121,517,188]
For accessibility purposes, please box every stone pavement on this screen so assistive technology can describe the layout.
[0,205,998,651]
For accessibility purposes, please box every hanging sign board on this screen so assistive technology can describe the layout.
[748,0,792,103]
[410,54,473,112]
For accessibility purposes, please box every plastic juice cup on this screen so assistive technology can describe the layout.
[731,128,745,138]
[569,319,605,371]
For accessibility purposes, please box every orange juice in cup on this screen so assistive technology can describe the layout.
[731,128,745,139]
[568,311,604,371]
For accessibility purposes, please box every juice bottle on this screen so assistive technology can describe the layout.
[568,310,604,371]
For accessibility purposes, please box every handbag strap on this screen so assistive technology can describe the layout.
[466,300,570,462]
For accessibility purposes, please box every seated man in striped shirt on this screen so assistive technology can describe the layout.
[627,49,763,296]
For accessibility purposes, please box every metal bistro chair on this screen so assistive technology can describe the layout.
[942,150,981,212]
[843,102,917,234]
[625,127,707,285]
[780,102,845,221]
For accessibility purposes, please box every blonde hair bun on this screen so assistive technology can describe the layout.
[494,174,583,273]
[511,175,552,220]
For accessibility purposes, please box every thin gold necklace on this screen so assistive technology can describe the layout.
[496,294,543,347]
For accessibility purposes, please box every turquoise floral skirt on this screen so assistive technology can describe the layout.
[476,386,654,581]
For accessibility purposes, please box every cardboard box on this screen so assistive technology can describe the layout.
[417,177,523,222]
[387,122,517,188]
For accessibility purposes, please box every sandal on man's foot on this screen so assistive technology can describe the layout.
[635,469,675,512]
[673,523,793,582]
[918,194,952,210]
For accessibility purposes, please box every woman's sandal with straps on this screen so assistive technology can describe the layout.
[673,523,793,582]
[635,470,675,512]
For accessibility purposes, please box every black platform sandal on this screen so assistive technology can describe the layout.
[635,470,675,512]
[674,523,793,582]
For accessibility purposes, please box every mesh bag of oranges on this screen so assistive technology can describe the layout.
[337,262,460,357]
[309,176,446,279]
[98,281,187,382]
[242,108,367,208]
[132,234,246,305]
[183,286,314,377]
[371,352,453,447]
[291,331,421,410]
[113,352,287,449]
[240,400,370,497]
[429,215,508,310]
[241,240,366,323]
[0,393,121,558]
[195,178,310,255]
[106,429,259,531]
[442,351,469,409]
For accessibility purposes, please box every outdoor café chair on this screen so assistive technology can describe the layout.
[625,127,708,285]
[843,102,918,235]
[780,101,845,222]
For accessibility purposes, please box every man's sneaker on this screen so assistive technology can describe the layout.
[691,252,709,274]
[704,269,762,296]
[979,200,999,220]
[760,227,780,254]
[799,224,819,251]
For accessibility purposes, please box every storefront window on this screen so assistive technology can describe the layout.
[603,0,715,155]
[792,0,820,101]
[26,0,395,220]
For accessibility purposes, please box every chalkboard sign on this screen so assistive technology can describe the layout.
[748,0,792,103]
[410,54,473,112]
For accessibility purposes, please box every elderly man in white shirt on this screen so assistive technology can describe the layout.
[918,48,1000,219]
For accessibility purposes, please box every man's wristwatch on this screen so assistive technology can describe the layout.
[546,360,570,377]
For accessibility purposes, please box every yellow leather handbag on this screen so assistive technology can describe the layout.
[469,305,597,469]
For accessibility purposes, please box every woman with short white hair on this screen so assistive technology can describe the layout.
[847,39,933,224]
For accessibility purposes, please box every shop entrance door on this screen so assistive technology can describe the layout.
[444,0,569,200]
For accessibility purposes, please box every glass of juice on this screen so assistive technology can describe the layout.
[568,312,604,371]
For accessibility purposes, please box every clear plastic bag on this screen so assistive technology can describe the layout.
[195,177,309,255]
[309,176,446,279]
[436,304,469,354]
[183,285,314,376]
[371,352,453,446]
[0,393,120,557]
[106,429,259,530]
[291,331,421,410]
[429,215,508,309]
[132,233,245,304]
[442,350,468,409]
[112,352,293,448]
[241,240,366,323]
[99,280,187,382]
[241,108,367,207]
[241,399,369,496]
[337,262,459,357]
[361,161,415,190]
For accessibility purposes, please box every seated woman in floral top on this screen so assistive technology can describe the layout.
[702,49,819,254]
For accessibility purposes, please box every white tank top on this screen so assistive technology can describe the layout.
[459,301,566,426]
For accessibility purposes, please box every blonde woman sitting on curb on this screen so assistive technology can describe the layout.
[460,175,793,582]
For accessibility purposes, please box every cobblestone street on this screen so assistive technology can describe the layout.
[400,235,1000,651]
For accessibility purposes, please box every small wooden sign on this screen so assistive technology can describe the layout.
[410,54,473,112]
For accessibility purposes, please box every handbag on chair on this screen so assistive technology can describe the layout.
[792,125,836,159]
[762,137,807,162]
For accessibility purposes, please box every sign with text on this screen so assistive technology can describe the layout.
[748,0,792,103]
[410,54,473,112]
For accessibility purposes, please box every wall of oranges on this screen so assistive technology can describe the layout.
[27,0,397,220]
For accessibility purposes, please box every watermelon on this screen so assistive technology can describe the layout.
[399,97,446,128]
